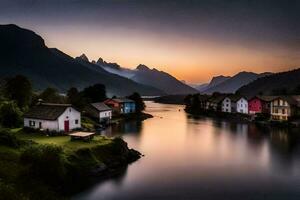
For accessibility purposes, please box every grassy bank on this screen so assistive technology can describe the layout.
[0,129,141,200]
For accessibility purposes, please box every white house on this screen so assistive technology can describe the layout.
[231,96,248,114]
[24,103,81,132]
[222,97,231,113]
[222,95,248,114]
[86,102,112,124]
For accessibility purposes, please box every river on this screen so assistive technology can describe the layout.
[74,101,300,200]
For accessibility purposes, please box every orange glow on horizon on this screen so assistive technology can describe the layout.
[37,26,300,84]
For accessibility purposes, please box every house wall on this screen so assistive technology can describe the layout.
[122,102,136,114]
[57,107,81,131]
[99,110,112,121]
[236,98,248,114]
[24,118,58,131]
[271,99,290,121]
[105,100,121,114]
[222,97,231,113]
[248,98,262,114]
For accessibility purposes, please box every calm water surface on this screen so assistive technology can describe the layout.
[74,102,300,200]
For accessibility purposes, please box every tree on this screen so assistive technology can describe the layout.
[0,101,22,128]
[39,88,65,103]
[127,92,145,113]
[81,84,106,103]
[4,75,32,109]
[67,87,85,109]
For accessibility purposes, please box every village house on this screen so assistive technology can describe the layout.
[270,96,300,121]
[104,98,136,115]
[198,95,211,110]
[85,102,112,125]
[206,94,227,111]
[229,95,248,114]
[24,103,81,132]
[248,96,275,115]
[222,96,231,112]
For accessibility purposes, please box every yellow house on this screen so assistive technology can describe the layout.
[270,96,300,121]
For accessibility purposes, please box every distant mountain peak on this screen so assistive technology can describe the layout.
[136,64,150,71]
[97,57,104,65]
[78,54,89,62]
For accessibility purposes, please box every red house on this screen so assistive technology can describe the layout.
[248,96,276,115]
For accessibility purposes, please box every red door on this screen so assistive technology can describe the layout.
[64,120,69,132]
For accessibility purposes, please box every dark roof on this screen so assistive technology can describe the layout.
[208,94,227,104]
[198,95,211,101]
[110,98,135,103]
[91,102,112,112]
[273,95,300,106]
[255,95,278,102]
[24,103,72,120]
[228,94,245,102]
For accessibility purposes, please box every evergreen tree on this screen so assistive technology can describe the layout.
[127,92,145,113]
[4,75,32,109]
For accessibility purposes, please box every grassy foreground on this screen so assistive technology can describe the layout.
[0,129,141,200]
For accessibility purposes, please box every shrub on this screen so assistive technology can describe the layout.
[20,144,67,187]
[0,129,21,148]
[0,182,27,200]
[0,101,22,128]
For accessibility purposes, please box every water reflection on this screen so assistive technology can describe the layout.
[75,102,300,200]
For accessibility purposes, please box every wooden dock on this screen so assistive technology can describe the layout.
[69,132,95,141]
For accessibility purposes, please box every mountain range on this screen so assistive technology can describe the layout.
[0,24,169,96]
[95,61,198,95]
[195,72,272,94]
[1,24,299,98]
[238,68,300,97]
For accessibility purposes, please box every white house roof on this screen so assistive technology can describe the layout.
[91,102,112,112]
[24,103,73,120]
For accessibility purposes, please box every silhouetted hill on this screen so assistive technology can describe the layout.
[238,68,300,97]
[131,64,198,94]
[98,61,198,95]
[202,71,271,94]
[0,24,164,96]
[196,75,230,92]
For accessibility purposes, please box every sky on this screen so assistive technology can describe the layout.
[0,0,299,83]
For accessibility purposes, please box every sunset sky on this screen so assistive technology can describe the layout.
[0,0,299,83]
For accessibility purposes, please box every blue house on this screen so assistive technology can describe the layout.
[104,98,136,114]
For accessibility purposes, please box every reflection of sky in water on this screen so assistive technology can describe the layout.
[75,101,300,200]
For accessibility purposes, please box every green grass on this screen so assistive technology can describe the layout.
[15,130,113,153]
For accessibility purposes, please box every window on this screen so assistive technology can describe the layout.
[29,120,35,127]
[279,100,283,106]
[75,119,79,125]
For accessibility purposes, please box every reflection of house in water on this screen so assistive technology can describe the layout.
[268,129,300,174]
[103,121,143,137]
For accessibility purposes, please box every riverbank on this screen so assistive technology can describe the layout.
[0,128,141,200]
[154,95,186,105]
[186,108,252,123]
[111,112,153,124]
[185,108,300,128]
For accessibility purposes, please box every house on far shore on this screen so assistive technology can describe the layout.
[104,98,136,115]
[198,95,211,110]
[270,96,300,121]
[206,94,227,112]
[229,95,248,114]
[85,102,112,124]
[24,103,81,132]
[222,96,232,113]
[248,96,275,115]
